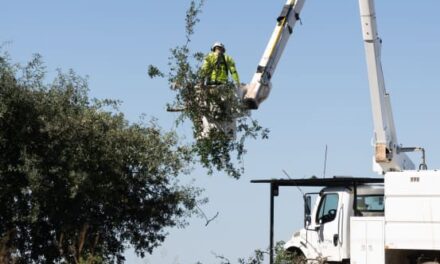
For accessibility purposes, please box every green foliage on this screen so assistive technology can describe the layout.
[273,241,298,264]
[0,51,201,263]
[237,249,265,264]
[207,241,297,264]
[149,0,269,178]
[147,65,164,78]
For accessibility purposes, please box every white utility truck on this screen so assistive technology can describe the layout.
[249,0,440,263]
[280,172,440,264]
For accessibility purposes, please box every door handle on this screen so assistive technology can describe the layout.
[333,234,339,246]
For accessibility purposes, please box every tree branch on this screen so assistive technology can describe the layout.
[196,205,219,226]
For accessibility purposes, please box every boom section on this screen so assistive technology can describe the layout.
[243,0,305,110]
[358,0,415,173]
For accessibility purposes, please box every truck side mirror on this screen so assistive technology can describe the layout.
[304,195,312,228]
[305,215,311,228]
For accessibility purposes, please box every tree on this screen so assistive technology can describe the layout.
[0,51,201,263]
[148,0,269,179]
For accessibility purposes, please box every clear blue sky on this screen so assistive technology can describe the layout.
[2,1,440,263]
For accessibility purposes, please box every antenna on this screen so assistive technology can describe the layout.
[282,169,292,179]
[323,145,328,178]
[282,169,305,196]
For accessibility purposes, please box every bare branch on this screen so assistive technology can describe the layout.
[196,204,219,226]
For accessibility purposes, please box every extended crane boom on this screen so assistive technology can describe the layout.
[359,0,426,173]
[242,0,305,110]
[243,0,426,173]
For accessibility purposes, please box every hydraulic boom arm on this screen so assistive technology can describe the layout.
[242,0,426,173]
[359,0,426,173]
[242,0,305,110]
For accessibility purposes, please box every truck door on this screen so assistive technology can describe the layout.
[315,193,341,261]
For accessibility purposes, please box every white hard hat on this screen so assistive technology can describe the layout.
[211,42,225,52]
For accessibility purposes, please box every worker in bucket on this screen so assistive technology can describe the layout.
[199,42,241,139]
[201,42,240,86]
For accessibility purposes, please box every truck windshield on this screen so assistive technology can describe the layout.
[356,195,384,212]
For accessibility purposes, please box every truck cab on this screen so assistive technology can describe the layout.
[284,184,384,263]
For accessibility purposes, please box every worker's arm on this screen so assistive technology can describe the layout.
[226,56,240,85]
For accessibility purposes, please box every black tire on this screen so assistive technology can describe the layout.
[287,249,306,264]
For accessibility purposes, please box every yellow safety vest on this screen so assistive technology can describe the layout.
[201,52,240,84]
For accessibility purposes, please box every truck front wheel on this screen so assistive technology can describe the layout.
[285,248,306,264]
